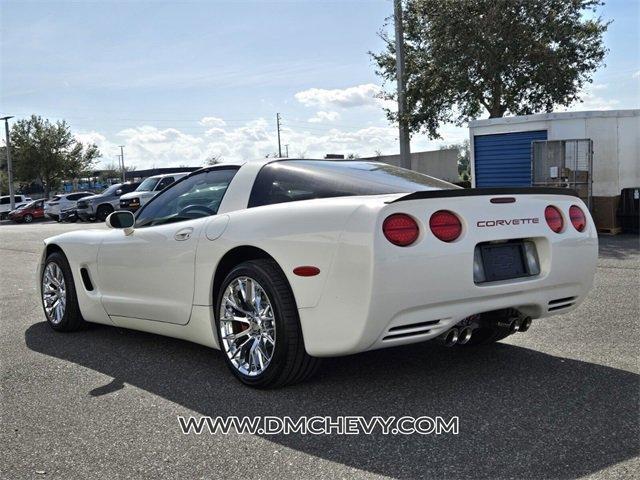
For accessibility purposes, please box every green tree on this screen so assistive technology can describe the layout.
[11,115,101,197]
[205,154,223,166]
[372,0,609,138]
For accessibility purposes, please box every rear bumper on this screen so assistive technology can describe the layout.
[300,237,596,357]
[297,197,598,357]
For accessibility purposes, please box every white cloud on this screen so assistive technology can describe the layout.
[80,113,468,170]
[632,71,640,79]
[558,83,620,112]
[74,130,108,146]
[295,83,383,108]
[113,126,205,169]
[199,116,226,127]
[308,111,340,123]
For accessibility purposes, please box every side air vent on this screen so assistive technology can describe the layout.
[548,296,576,312]
[382,319,442,342]
[80,268,94,291]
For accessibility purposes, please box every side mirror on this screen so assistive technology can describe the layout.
[106,211,135,235]
[115,189,123,196]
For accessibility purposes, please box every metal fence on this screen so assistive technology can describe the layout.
[531,139,593,208]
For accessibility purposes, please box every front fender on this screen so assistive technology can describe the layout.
[40,232,114,326]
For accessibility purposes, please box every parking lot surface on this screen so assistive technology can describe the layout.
[1,221,638,479]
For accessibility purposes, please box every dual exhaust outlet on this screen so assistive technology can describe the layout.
[437,316,533,347]
[437,327,474,347]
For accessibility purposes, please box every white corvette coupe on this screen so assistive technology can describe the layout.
[38,159,598,387]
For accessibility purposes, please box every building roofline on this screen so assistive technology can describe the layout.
[469,109,640,128]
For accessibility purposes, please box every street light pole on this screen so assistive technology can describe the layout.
[1,116,15,209]
[118,145,126,182]
[276,113,282,158]
[394,0,411,170]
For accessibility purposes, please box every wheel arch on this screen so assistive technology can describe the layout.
[97,202,114,212]
[212,245,279,305]
[45,242,66,259]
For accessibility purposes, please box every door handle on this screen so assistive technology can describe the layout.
[174,228,193,241]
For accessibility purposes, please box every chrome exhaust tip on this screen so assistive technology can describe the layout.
[457,327,473,345]
[438,328,459,347]
[519,316,532,332]
[509,318,521,333]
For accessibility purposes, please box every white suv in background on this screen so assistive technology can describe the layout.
[0,194,32,220]
[44,192,94,221]
[119,172,189,212]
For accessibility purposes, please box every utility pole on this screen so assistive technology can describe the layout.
[394,0,411,169]
[276,113,282,158]
[118,145,126,182]
[284,144,289,158]
[1,116,15,209]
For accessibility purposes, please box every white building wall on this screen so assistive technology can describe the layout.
[617,115,640,191]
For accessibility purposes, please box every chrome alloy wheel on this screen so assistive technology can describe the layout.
[219,276,276,376]
[42,262,66,324]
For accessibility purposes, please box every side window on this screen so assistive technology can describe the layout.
[0,198,8,205]
[16,196,23,202]
[135,168,238,227]
[248,163,352,207]
[156,177,174,190]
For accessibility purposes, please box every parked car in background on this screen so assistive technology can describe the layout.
[8,199,45,223]
[119,173,188,212]
[76,182,140,222]
[0,195,32,220]
[59,207,79,223]
[44,192,94,221]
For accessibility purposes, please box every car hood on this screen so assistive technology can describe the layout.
[120,191,154,200]
[79,194,104,202]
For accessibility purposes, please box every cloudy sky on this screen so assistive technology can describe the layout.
[1,0,638,170]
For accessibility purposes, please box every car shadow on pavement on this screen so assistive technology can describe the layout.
[25,321,638,480]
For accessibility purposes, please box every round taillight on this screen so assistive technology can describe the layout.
[569,205,586,232]
[545,205,564,233]
[383,214,419,246]
[429,210,462,242]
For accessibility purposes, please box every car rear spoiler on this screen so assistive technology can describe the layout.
[388,187,579,203]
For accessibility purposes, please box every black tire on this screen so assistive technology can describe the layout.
[96,205,113,222]
[41,251,84,332]
[459,327,512,346]
[215,259,320,388]
[24,214,33,223]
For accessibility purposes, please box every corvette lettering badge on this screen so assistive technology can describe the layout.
[477,218,540,227]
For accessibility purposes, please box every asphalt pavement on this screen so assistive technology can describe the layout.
[1,221,638,479]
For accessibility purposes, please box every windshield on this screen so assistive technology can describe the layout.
[18,201,36,210]
[135,168,238,228]
[136,177,160,192]
[101,184,121,196]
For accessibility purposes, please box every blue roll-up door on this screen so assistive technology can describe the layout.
[474,130,547,187]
